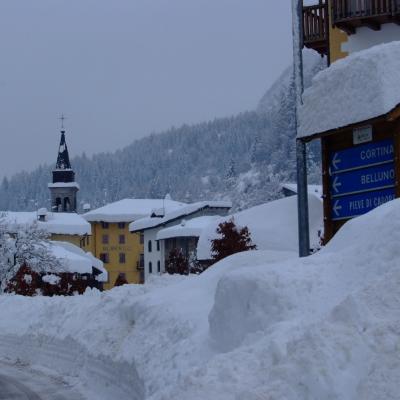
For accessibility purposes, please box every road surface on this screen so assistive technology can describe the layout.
[0,361,85,400]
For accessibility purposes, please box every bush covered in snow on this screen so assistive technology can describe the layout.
[211,218,256,262]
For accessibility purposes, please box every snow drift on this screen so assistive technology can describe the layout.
[1,199,400,399]
[197,193,323,260]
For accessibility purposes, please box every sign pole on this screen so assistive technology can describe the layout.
[292,0,310,257]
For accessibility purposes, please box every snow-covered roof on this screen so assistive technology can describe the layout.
[1,211,91,236]
[50,241,107,281]
[281,183,323,199]
[156,216,221,241]
[298,41,400,139]
[129,201,232,232]
[83,198,187,223]
[48,182,80,189]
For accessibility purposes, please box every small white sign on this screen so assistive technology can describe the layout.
[353,126,372,145]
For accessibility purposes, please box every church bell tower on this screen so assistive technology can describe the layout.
[48,116,79,213]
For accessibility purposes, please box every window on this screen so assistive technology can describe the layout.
[101,221,109,229]
[100,253,109,263]
[156,240,160,251]
[118,222,126,229]
[148,240,152,252]
[119,253,126,264]
[86,236,90,246]
[119,234,125,244]
[102,234,109,244]
[140,232,144,244]
[157,260,161,273]
[149,262,153,274]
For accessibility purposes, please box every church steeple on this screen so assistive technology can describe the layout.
[56,130,72,170]
[48,116,79,213]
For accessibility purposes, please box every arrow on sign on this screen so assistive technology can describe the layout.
[331,153,342,170]
[332,176,342,193]
[333,200,342,217]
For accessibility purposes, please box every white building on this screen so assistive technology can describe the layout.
[129,201,231,281]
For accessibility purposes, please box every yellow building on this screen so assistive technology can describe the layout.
[83,198,186,289]
[302,0,400,64]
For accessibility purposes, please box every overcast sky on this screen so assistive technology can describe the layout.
[0,0,293,179]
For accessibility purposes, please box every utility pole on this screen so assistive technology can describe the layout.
[292,0,310,257]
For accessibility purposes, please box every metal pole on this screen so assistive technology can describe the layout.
[292,0,310,257]
[296,139,310,256]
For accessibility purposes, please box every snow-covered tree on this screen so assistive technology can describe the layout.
[211,218,257,263]
[0,218,62,292]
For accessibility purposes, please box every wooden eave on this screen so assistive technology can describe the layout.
[300,103,400,143]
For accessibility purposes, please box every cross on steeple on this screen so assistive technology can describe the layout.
[59,113,67,131]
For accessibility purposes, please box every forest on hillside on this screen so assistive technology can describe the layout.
[0,52,326,212]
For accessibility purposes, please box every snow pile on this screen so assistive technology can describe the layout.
[299,41,400,138]
[0,199,400,399]
[1,211,91,235]
[52,241,107,280]
[197,193,323,260]
[42,274,61,285]
[83,198,187,223]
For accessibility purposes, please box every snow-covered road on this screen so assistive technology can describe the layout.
[0,362,85,400]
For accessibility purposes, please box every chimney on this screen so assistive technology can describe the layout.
[37,208,48,222]
[83,203,91,212]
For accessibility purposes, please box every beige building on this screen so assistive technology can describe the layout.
[303,0,400,64]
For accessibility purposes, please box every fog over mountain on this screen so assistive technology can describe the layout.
[0,52,326,212]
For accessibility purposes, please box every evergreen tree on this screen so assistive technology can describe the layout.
[166,248,189,275]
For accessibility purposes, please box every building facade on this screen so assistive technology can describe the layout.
[130,201,231,282]
[299,2,400,242]
[84,198,186,289]
[303,0,400,64]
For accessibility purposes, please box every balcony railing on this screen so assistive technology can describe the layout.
[332,0,400,34]
[303,1,329,55]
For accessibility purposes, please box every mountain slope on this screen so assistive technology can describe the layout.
[0,51,326,212]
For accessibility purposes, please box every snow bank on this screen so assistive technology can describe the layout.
[197,194,323,260]
[299,41,400,139]
[1,199,400,399]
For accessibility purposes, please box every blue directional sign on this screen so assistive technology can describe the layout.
[331,188,396,221]
[330,139,394,174]
[330,162,395,197]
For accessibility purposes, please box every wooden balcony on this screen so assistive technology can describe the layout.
[332,0,400,34]
[303,1,329,56]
